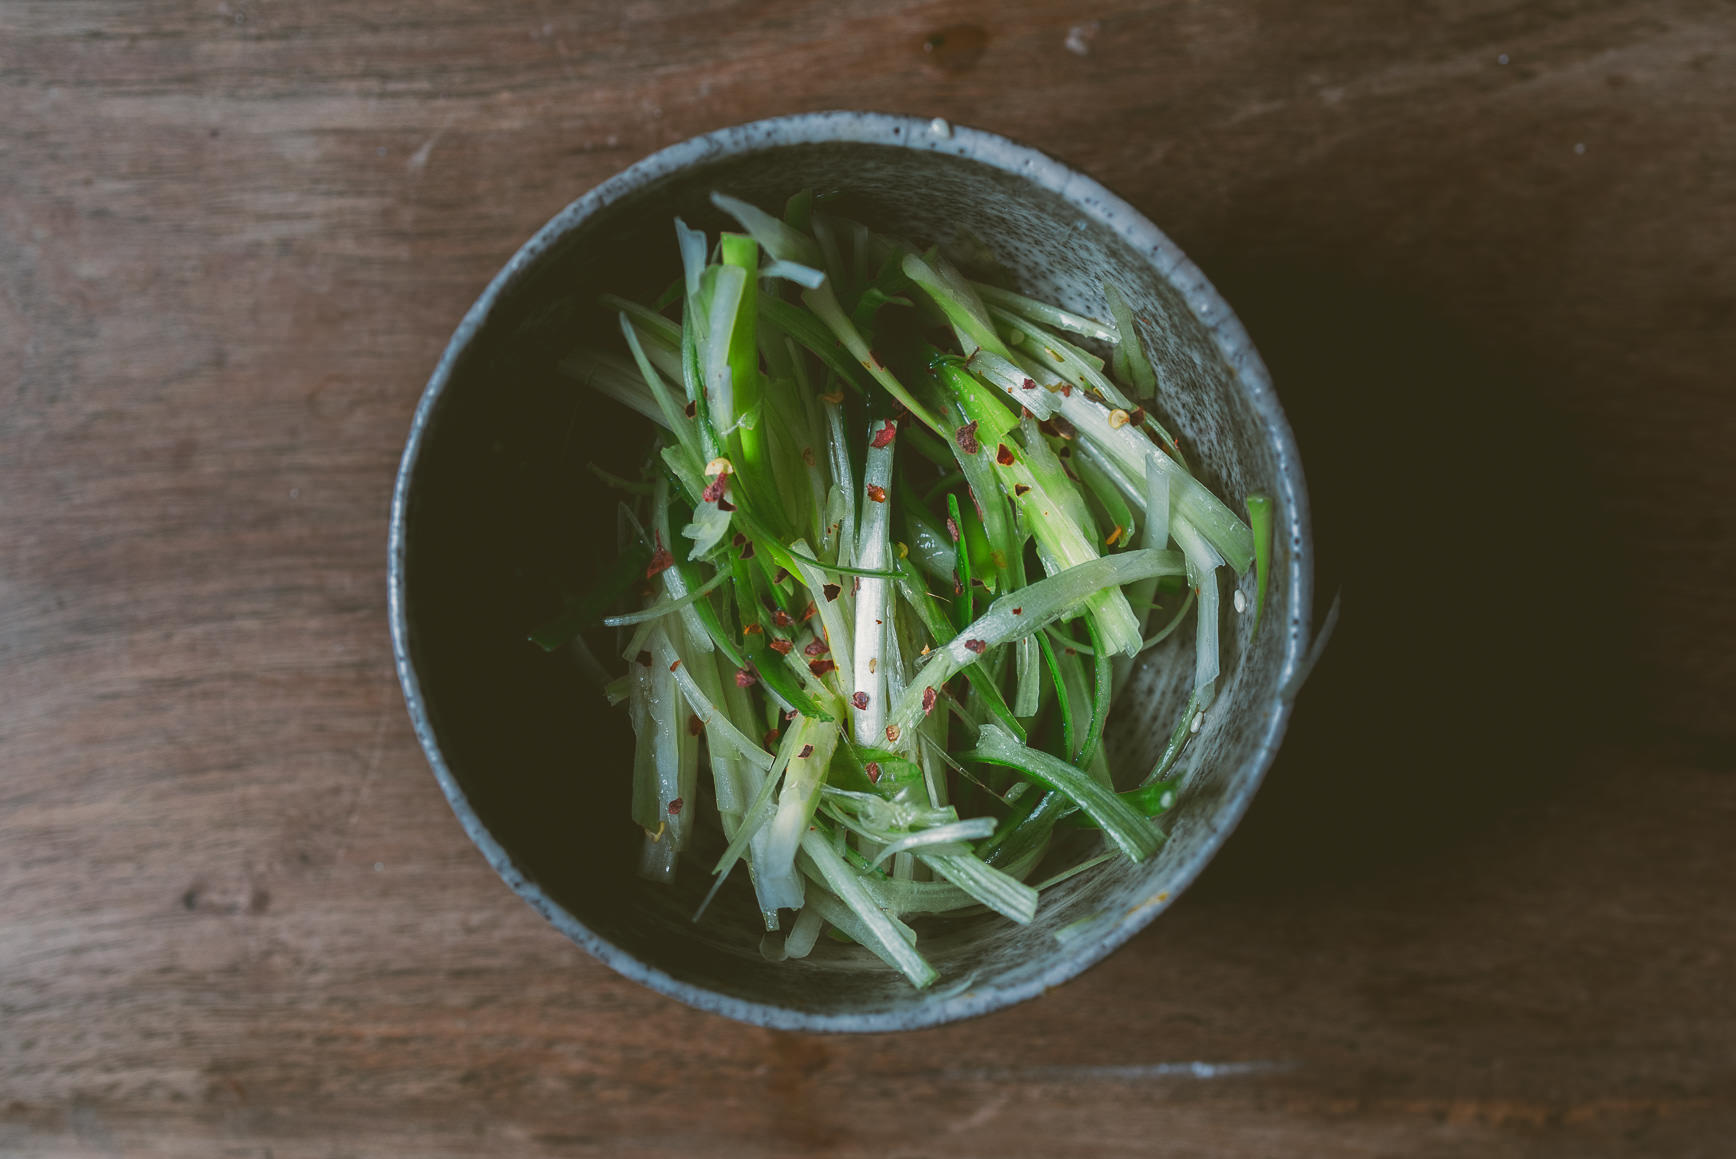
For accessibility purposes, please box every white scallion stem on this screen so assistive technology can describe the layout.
[972,281,1119,344]
[709,193,822,266]
[787,537,854,695]
[799,831,937,988]
[757,717,840,910]
[783,905,825,958]
[1102,282,1158,394]
[886,550,1186,744]
[1171,514,1223,694]
[1144,456,1172,552]
[868,819,997,867]
[648,629,774,773]
[851,432,895,745]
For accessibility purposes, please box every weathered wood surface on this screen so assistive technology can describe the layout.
[3,1,1732,1154]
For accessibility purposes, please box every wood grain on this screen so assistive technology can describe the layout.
[3,1,1732,1155]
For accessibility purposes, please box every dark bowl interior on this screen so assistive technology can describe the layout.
[391,114,1311,1031]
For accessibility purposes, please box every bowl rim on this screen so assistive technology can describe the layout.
[389,110,1314,1033]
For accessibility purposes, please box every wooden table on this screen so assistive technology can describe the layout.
[4,2,1732,1154]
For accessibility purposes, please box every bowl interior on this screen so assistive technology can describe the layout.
[395,122,1309,1030]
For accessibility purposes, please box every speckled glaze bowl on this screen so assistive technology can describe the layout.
[389,112,1312,1031]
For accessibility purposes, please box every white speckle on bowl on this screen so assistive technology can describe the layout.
[1497,52,1510,65]
[928,117,952,139]
[1234,588,1247,613]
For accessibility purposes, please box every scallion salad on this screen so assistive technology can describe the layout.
[544,191,1269,987]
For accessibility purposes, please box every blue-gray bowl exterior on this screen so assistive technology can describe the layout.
[389,112,1312,1032]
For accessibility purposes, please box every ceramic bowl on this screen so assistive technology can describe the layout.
[389,111,1312,1031]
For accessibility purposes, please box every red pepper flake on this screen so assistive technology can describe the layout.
[646,547,675,578]
[953,574,964,596]
[740,540,756,559]
[1128,406,1147,427]
[735,668,758,688]
[763,728,780,749]
[865,761,882,784]
[945,515,961,542]
[866,484,887,503]
[964,638,987,654]
[797,743,815,759]
[668,659,682,672]
[702,476,729,503]
[955,420,980,455]
[996,443,1015,466]
[772,609,793,627]
[809,658,837,677]
[667,797,684,815]
[823,583,842,602]
[635,650,653,667]
[717,497,736,512]
[800,602,818,622]
[686,714,703,736]
[1013,483,1031,497]
[731,532,747,547]
[742,623,764,636]
[885,724,901,743]
[870,420,898,448]
[803,638,829,657]
[921,686,938,714]
[851,691,870,710]
[1059,383,1073,397]
[783,709,798,721]
[772,567,790,585]
[768,637,793,655]
[1021,406,1034,419]
[1020,378,1037,391]
[1106,525,1124,547]
[1012,607,1023,615]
